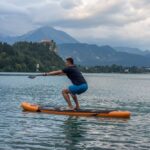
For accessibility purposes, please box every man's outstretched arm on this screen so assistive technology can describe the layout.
[44,70,65,76]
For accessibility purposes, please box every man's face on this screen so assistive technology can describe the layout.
[65,60,70,66]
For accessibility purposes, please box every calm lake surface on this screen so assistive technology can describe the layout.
[0,73,150,150]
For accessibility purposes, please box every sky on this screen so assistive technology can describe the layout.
[0,0,150,50]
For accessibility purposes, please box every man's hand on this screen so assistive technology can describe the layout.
[43,72,48,76]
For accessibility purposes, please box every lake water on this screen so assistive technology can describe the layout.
[0,73,150,150]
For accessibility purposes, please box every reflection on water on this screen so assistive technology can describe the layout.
[62,117,86,149]
[0,74,150,149]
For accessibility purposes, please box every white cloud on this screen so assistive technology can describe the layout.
[0,1,28,14]
[0,0,150,49]
[60,0,83,9]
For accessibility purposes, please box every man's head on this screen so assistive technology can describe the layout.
[65,57,74,66]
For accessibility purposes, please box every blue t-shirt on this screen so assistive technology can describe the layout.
[62,65,87,85]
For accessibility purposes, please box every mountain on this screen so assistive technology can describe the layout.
[58,43,150,67]
[0,34,12,43]
[0,26,78,44]
[114,47,150,56]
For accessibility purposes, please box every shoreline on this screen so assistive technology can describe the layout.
[0,72,150,76]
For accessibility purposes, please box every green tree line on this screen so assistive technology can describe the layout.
[79,64,150,73]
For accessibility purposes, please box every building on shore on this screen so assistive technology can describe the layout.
[40,39,57,53]
[124,68,129,73]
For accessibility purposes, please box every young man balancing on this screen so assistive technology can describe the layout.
[43,57,88,110]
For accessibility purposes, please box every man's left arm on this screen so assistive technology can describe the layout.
[44,70,65,76]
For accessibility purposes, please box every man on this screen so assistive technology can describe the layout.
[43,57,88,110]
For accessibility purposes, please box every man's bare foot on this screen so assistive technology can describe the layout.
[74,106,80,110]
[61,106,74,110]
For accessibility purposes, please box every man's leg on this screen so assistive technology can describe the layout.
[62,89,73,109]
[71,94,80,109]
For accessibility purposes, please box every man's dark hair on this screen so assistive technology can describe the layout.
[66,57,74,64]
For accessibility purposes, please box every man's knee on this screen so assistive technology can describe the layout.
[71,93,76,98]
[62,89,69,94]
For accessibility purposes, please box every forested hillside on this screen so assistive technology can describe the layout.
[0,42,64,72]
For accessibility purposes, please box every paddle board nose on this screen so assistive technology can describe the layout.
[21,102,39,112]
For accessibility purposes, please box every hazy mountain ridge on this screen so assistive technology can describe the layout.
[114,47,150,56]
[58,43,150,66]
